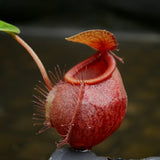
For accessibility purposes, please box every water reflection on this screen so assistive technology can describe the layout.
[0,29,160,160]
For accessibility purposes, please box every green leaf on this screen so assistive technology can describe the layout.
[0,20,20,34]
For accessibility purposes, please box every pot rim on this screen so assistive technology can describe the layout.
[64,51,116,85]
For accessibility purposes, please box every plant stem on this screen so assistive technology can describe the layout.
[109,51,124,63]
[11,34,52,89]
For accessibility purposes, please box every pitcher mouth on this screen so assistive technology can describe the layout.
[64,52,116,85]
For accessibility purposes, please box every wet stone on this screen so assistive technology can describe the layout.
[49,148,107,160]
[48,148,160,160]
[142,158,160,160]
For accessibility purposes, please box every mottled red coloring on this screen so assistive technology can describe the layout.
[38,30,127,149]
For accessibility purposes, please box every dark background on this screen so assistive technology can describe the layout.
[1,0,160,31]
[0,0,160,160]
